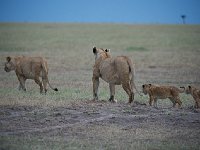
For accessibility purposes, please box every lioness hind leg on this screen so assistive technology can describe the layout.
[122,82,134,103]
[109,84,117,103]
[42,77,47,94]
[34,77,43,93]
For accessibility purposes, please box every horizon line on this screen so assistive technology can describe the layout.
[0,21,199,25]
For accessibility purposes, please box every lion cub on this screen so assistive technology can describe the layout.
[185,86,200,108]
[142,84,184,108]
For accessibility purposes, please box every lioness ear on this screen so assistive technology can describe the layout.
[105,49,110,52]
[93,47,97,54]
[188,85,191,89]
[142,85,145,88]
[6,56,11,62]
[149,84,152,86]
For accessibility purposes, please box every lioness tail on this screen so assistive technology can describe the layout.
[126,58,142,96]
[41,60,58,92]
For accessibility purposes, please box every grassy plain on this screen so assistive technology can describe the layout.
[0,23,200,149]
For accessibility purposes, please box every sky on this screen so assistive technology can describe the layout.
[0,0,200,24]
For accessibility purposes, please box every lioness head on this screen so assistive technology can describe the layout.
[93,47,111,60]
[142,84,151,95]
[4,56,15,72]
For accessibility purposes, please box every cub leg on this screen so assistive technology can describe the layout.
[194,99,200,108]
[175,96,182,108]
[149,95,154,106]
[153,98,158,108]
[169,98,176,107]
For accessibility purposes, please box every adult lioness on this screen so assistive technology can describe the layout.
[142,84,184,108]
[4,56,58,93]
[185,85,200,108]
[92,47,139,103]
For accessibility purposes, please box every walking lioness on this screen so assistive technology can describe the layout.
[185,85,200,108]
[92,47,139,103]
[142,84,184,108]
[4,56,58,93]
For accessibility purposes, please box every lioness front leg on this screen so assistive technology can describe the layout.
[92,76,99,101]
[109,83,117,103]
[16,74,26,91]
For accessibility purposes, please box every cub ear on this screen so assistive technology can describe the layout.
[93,46,97,54]
[6,56,11,62]
[142,85,145,88]
[149,84,152,86]
[105,49,110,52]
[188,85,191,89]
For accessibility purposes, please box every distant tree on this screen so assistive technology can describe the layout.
[181,15,186,24]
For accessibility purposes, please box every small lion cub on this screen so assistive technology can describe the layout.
[185,86,200,109]
[142,84,184,108]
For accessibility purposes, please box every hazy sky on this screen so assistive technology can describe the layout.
[0,0,200,24]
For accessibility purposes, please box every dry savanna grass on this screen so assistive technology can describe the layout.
[0,23,200,149]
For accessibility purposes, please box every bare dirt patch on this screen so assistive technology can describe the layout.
[1,100,200,149]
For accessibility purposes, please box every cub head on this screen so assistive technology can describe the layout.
[185,85,193,94]
[142,84,152,95]
[4,56,15,72]
[93,46,111,60]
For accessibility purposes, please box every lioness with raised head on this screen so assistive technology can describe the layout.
[4,56,58,93]
[185,85,200,108]
[142,84,184,108]
[92,47,139,103]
